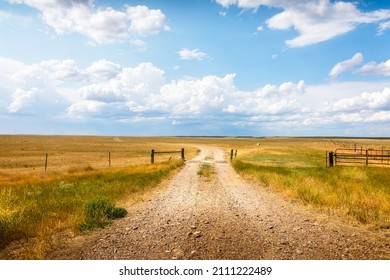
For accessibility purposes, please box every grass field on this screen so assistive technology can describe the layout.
[230,137,390,227]
[0,135,198,258]
[1,135,390,259]
[0,135,198,177]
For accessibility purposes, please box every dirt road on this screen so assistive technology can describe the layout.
[47,146,389,260]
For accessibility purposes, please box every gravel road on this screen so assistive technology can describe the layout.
[46,146,389,260]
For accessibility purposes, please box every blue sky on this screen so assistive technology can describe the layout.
[1,0,390,136]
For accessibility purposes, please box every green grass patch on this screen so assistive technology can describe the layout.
[79,197,127,231]
[197,163,215,180]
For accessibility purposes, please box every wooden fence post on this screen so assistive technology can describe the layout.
[151,149,155,164]
[230,149,234,160]
[45,152,48,171]
[181,148,185,160]
[328,151,334,167]
[235,149,237,158]
[365,149,369,165]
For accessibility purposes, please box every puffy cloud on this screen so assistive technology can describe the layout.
[79,62,165,104]
[126,5,169,34]
[66,100,107,117]
[7,85,64,115]
[328,88,390,112]
[224,80,305,114]
[7,87,39,113]
[67,66,307,121]
[178,48,208,61]
[6,59,84,114]
[9,0,168,44]
[4,58,167,116]
[332,109,390,124]
[5,58,95,114]
[86,59,122,80]
[158,74,235,115]
[356,59,390,76]
[215,0,390,47]
[329,53,363,78]
[11,59,86,85]
[4,55,390,135]
[366,111,390,122]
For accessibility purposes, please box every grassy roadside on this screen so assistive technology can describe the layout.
[0,160,183,259]
[232,144,390,227]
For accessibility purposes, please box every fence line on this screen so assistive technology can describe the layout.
[151,148,185,164]
[328,148,390,167]
[34,148,185,171]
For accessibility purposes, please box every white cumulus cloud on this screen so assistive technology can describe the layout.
[4,55,390,135]
[7,87,39,113]
[329,53,363,78]
[366,111,390,122]
[328,87,390,112]
[224,80,306,115]
[126,5,169,34]
[79,62,165,105]
[66,100,107,117]
[356,59,390,76]
[9,0,169,44]
[11,59,87,85]
[215,0,390,47]
[86,59,122,80]
[158,74,235,115]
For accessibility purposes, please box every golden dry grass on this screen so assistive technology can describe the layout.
[231,137,390,227]
[0,135,198,186]
[0,135,201,258]
[0,160,185,259]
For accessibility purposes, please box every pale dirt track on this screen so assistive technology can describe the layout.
[46,146,389,260]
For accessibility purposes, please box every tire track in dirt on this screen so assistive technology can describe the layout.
[46,146,390,260]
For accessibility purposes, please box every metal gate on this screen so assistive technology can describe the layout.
[331,148,390,166]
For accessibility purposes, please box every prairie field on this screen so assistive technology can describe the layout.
[230,137,390,226]
[1,135,390,259]
[0,135,198,180]
[0,135,197,258]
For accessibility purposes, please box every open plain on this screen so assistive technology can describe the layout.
[0,136,389,259]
